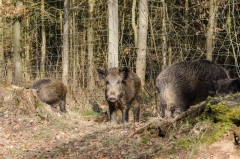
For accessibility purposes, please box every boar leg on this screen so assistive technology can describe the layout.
[109,106,117,124]
[132,98,141,122]
[160,94,167,118]
[122,107,130,124]
[59,100,67,113]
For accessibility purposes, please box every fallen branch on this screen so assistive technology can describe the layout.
[130,100,210,137]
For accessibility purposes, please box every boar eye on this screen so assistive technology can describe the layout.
[106,81,110,85]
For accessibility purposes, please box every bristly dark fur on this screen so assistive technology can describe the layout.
[32,79,52,89]
[155,59,229,118]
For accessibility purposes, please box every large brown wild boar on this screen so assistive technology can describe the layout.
[32,79,67,113]
[97,67,142,124]
[155,59,228,118]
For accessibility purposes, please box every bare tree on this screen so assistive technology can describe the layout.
[136,0,148,87]
[132,0,137,47]
[62,0,69,86]
[23,15,30,82]
[40,0,46,78]
[87,0,95,90]
[108,0,118,68]
[0,0,4,80]
[226,0,239,75]
[206,0,218,61]
[13,1,22,86]
[161,0,167,69]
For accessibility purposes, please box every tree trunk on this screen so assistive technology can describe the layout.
[0,0,4,80]
[132,0,137,47]
[136,0,148,87]
[40,0,46,78]
[81,31,86,88]
[87,0,95,91]
[161,0,167,70]
[227,0,239,76]
[13,1,22,86]
[62,0,69,86]
[108,0,118,68]
[71,0,76,93]
[206,0,217,61]
[23,16,30,82]
[183,0,189,60]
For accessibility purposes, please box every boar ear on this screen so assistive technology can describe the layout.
[229,79,240,93]
[97,68,107,80]
[227,69,235,79]
[119,67,130,80]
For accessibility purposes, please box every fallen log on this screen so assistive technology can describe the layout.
[131,95,240,137]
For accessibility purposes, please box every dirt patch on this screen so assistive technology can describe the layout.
[0,83,240,159]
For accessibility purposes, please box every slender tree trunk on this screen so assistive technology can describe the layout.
[108,0,118,68]
[132,0,137,47]
[26,17,30,81]
[0,0,4,80]
[226,0,240,76]
[81,31,86,88]
[161,0,167,70]
[183,0,189,60]
[40,0,46,78]
[62,0,69,86]
[13,1,22,86]
[136,0,148,87]
[23,17,30,82]
[206,0,217,61]
[71,0,76,93]
[87,0,95,91]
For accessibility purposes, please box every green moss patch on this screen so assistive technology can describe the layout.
[205,101,240,124]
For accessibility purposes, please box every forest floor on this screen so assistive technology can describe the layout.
[0,102,240,159]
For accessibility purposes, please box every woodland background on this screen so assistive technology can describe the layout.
[0,0,240,104]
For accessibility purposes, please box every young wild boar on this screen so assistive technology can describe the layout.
[211,78,240,96]
[31,79,67,113]
[155,59,229,118]
[97,67,142,124]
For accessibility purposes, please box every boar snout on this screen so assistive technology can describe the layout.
[107,95,117,102]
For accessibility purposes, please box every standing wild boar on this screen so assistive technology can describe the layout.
[155,59,228,118]
[32,79,67,113]
[211,78,240,96]
[97,67,142,124]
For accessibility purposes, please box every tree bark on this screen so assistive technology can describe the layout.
[62,0,69,86]
[108,0,118,68]
[206,0,217,61]
[161,0,167,70]
[132,0,137,47]
[13,1,22,86]
[40,0,46,78]
[136,0,148,87]
[0,0,4,79]
[23,16,30,82]
[87,0,95,91]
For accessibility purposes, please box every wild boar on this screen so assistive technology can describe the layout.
[227,69,239,79]
[211,78,240,96]
[97,67,142,124]
[32,79,67,113]
[155,59,228,118]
